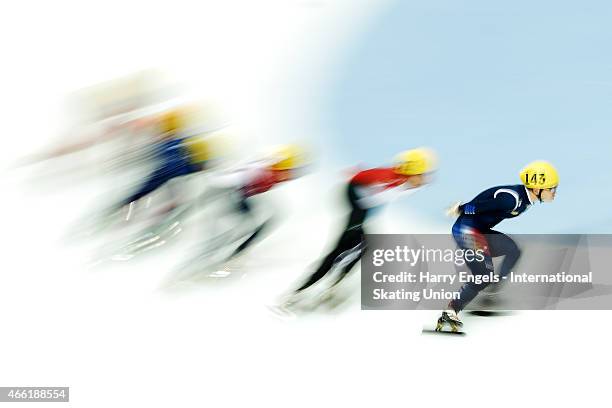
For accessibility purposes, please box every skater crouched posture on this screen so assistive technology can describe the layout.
[436,161,559,332]
[117,108,212,214]
[205,145,308,260]
[289,148,438,300]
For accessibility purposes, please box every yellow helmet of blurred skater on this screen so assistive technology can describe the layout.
[394,147,438,175]
[270,144,307,171]
[159,108,186,135]
[520,161,559,189]
[184,136,211,164]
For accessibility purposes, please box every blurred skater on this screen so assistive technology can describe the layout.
[281,148,437,307]
[173,144,309,278]
[113,108,212,220]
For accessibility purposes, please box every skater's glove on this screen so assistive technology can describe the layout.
[445,201,463,218]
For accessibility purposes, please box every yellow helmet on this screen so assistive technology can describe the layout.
[270,144,306,170]
[520,161,559,189]
[159,109,185,135]
[394,147,438,175]
[184,136,211,164]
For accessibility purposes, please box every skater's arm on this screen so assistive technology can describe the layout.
[356,183,422,208]
[460,192,518,215]
[208,166,257,189]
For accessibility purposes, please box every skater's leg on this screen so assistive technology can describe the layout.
[230,193,268,255]
[120,156,195,208]
[328,236,366,288]
[295,221,364,293]
[295,184,367,293]
[487,230,521,278]
[449,225,494,312]
[120,168,173,207]
[450,256,493,312]
[231,217,271,257]
[295,237,350,292]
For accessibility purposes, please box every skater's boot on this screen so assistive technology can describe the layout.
[267,290,305,318]
[220,252,247,275]
[435,308,463,332]
[277,290,304,309]
[318,285,337,304]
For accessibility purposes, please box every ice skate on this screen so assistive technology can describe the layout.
[435,309,463,333]
[317,284,339,304]
[266,291,303,320]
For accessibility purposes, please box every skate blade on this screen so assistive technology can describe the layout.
[321,294,350,311]
[316,290,342,308]
[266,304,297,321]
[422,328,465,336]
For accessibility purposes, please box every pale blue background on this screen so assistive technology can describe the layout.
[327,0,612,233]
